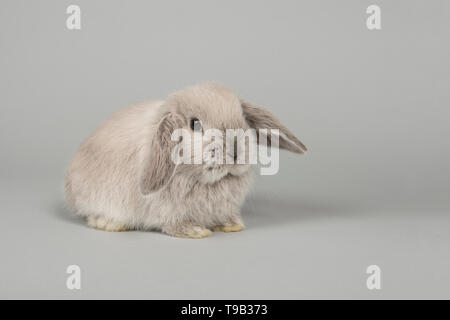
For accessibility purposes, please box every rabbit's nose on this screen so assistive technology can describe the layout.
[224,138,238,162]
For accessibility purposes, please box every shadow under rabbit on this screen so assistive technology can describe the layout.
[51,200,85,226]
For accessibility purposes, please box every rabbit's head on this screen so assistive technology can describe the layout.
[139,83,307,195]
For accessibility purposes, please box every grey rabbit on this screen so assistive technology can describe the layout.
[65,83,307,238]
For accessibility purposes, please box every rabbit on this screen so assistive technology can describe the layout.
[64,83,307,238]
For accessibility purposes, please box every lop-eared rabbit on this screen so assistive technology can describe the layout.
[65,83,306,238]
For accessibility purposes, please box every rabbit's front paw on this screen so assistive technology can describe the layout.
[172,226,212,239]
[213,223,245,233]
[87,216,129,232]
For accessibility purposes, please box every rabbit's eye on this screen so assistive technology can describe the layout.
[190,118,202,132]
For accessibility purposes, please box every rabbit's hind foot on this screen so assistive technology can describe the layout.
[87,216,129,232]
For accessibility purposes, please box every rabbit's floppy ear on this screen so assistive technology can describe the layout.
[139,112,183,195]
[240,99,307,153]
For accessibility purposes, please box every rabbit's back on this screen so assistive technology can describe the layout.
[64,100,163,222]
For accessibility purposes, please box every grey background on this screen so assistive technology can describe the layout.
[1,0,449,299]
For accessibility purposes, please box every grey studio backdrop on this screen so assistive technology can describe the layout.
[1,0,449,299]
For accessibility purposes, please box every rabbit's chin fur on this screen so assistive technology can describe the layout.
[194,163,252,185]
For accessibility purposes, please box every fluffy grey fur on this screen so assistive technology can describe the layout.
[64,83,306,238]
